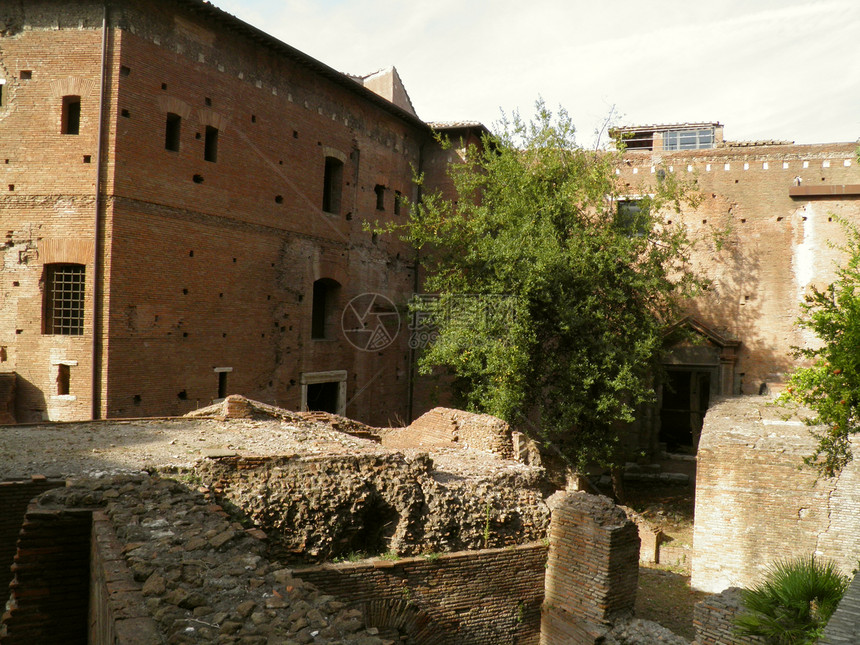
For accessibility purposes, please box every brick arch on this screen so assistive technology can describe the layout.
[157,95,191,119]
[359,598,445,644]
[197,107,227,131]
[49,76,96,98]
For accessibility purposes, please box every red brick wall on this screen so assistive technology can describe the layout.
[294,544,547,645]
[0,3,105,422]
[0,0,453,426]
[0,504,92,644]
[0,476,66,598]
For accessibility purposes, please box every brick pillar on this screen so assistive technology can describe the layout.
[541,492,639,645]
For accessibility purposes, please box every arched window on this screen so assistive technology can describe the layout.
[311,278,341,339]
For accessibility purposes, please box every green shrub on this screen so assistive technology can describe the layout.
[734,555,849,644]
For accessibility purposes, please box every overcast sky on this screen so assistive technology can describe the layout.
[213,0,860,146]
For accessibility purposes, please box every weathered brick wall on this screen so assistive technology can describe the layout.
[387,406,513,456]
[541,492,640,645]
[294,545,547,645]
[617,143,860,393]
[0,476,66,598]
[0,503,92,644]
[694,587,767,645]
[692,396,860,592]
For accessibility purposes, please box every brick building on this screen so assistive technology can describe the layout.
[613,122,860,453]
[0,0,482,424]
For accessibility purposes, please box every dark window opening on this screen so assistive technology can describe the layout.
[57,364,70,396]
[204,125,218,162]
[311,278,340,339]
[322,156,344,214]
[218,372,227,399]
[120,65,131,77]
[43,264,85,335]
[394,191,402,215]
[20,70,32,80]
[615,199,650,237]
[62,96,81,135]
[306,381,339,414]
[659,369,711,453]
[165,112,181,151]
[374,184,385,210]
[0,82,5,107]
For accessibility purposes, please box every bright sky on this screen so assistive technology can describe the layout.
[213,0,860,146]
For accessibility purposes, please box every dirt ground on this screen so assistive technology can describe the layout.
[623,457,708,641]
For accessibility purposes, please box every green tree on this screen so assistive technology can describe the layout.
[734,555,849,645]
[778,220,860,478]
[404,102,702,473]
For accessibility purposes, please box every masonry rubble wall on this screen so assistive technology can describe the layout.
[692,396,860,593]
[194,451,551,560]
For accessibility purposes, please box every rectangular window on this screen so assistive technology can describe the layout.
[57,364,70,396]
[43,264,85,335]
[322,156,344,214]
[218,371,227,399]
[204,125,218,162]
[62,96,81,135]
[165,113,181,151]
[615,199,649,237]
[394,191,402,216]
[375,184,385,210]
[664,128,714,151]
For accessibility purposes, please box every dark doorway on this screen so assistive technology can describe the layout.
[306,381,339,414]
[659,369,711,452]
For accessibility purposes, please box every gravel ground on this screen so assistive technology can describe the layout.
[0,409,541,483]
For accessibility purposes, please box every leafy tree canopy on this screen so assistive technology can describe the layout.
[404,101,702,471]
[778,219,860,478]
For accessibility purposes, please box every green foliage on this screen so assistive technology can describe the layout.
[734,555,849,644]
[404,100,702,470]
[777,220,860,478]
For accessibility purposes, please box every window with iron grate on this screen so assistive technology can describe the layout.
[43,264,85,335]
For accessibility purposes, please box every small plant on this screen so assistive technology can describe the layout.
[422,551,441,561]
[483,503,492,548]
[334,551,368,563]
[734,554,849,645]
[378,550,400,561]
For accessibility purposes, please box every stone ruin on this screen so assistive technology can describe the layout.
[0,396,699,643]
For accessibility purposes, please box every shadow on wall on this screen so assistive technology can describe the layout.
[12,373,47,424]
[686,215,795,393]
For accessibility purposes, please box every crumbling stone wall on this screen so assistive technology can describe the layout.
[692,396,860,592]
[195,451,551,560]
